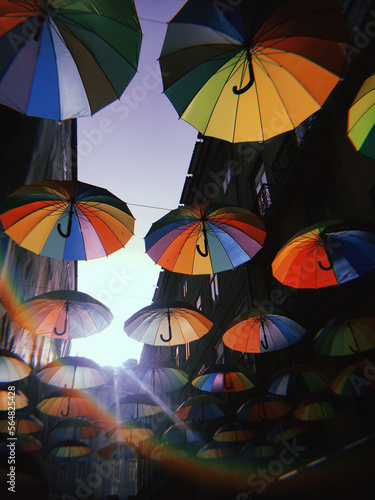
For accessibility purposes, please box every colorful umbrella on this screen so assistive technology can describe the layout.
[237,395,291,423]
[0,389,28,410]
[106,420,154,446]
[0,413,44,434]
[97,442,138,460]
[49,440,92,459]
[37,356,108,389]
[175,395,227,422]
[223,309,306,353]
[272,220,375,289]
[347,74,375,160]
[294,394,346,421]
[162,422,209,446]
[197,441,237,459]
[0,180,135,260]
[113,394,163,420]
[145,203,266,275]
[0,349,31,382]
[242,442,280,459]
[266,364,329,397]
[87,409,119,432]
[150,442,191,461]
[0,434,42,453]
[159,0,346,143]
[132,360,189,394]
[0,0,142,120]
[331,361,375,398]
[266,421,308,445]
[124,301,213,346]
[49,418,100,441]
[213,421,257,443]
[192,363,257,393]
[11,291,113,339]
[36,388,98,418]
[313,314,375,356]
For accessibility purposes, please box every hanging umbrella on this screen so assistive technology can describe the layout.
[0,434,42,453]
[87,409,119,432]
[162,422,209,447]
[175,395,227,422]
[271,220,375,289]
[49,418,100,441]
[0,180,135,261]
[145,203,266,275]
[113,394,163,420]
[313,314,375,356]
[192,363,257,393]
[347,73,375,160]
[36,388,98,418]
[242,442,280,459]
[0,389,28,410]
[331,361,375,398]
[0,0,142,120]
[266,421,309,445]
[106,420,154,446]
[11,291,113,339]
[213,421,257,443]
[197,441,237,459]
[124,301,213,346]
[266,364,329,397]
[237,394,291,423]
[159,0,346,143]
[97,442,138,460]
[294,393,346,421]
[0,413,44,434]
[49,440,92,459]
[37,356,108,389]
[150,442,192,462]
[0,349,31,382]
[132,360,189,394]
[223,309,306,353]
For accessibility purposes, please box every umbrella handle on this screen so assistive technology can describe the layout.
[349,326,360,353]
[318,253,334,271]
[196,222,209,257]
[54,301,69,336]
[160,309,173,342]
[261,333,269,350]
[61,397,70,417]
[57,203,73,238]
[233,48,254,95]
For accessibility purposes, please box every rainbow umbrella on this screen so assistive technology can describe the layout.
[272,220,375,289]
[36,388,98,418]
[49,418,100,441]
[0,0,142,120]
[266,364,329,397]
[37,356,108,389]
[331,361,375,399]
[242,442,280,459]
[213,421,257,444]
[175,395,227,423]
[0,349,31,382]
[313,314,375,356]
[347,74,375,160]
[0,389,28,410]
[0,434,42,453]
[266,421,309,445]
[237,395,291,423]
[0,180,135,260]
[159,0,346,143]
[87,409,119,432]
[145,203,266,275]
[197,441,237,459]
[97,442,138,460]
[223,309,306,353]
[132,360,189,394]
[11,291,113,340]
[294,394,346,421]
[192,363,257,393]
[124,301,213,346]
[150,442,192,462]
[162,422,209,446]
[113,394,163,420]
[0,413,43,434]
[49,440,92,459]
[106,420,154,446]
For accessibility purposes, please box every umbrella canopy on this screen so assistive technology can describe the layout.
[159,0,346,143]
[87,409,119,432]
[237,394,291,423]
[0,180,135,261]
[124,301,213,346]
[0,0,142,120]
[162,422,209,446]
[242,442,280,459]
[175,395,227,422]
[213,421,257,443]
[145,203,266,275]
[266,364,329,397]
[294,394,346,421]
[272,220,375,289]
[37,356,108,389]
[197,441,237,459]
[192,363,257,393]
[266,421,309,445]
[97,442,138,460]
[0,434,42,453]
[347,74,375,160]
[49,418,100,441]
[113,394,163,420]
[331,361,375,398]
[49,440,92,459]
[0,349,31,382]
[223,309,306,353]
[150,442,192,462]
[11,291,113,340]
[106,420,154,446]
[313,314,375,356]
[0,389,28,410]
[0,413,44,434]
[132,360,189,394]
[36,388,98,418]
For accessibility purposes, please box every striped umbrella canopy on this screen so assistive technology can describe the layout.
[313,314,375,356]
[347,73,375,160]
[266,364,329,397]
[242,442,280,459]
[87,409,119,432]
[0,180,135,261]
[37,356,108,389]
[192,363,257,393]
[132,360,189,394]
[331,361,375,399]
[294,394,346,421]
[0,349,31,382]
[0,434,42,453]
[145,203,266,275]
[162,421,209,446]
[106,420,154,446]
[113,394,164,420]
[97,442,138,461]
[237,394,291,423]
[49,440,92,459]
[36,388,98,418]
[266,421,309,445]
[213,421,257,443]
[272,220,375,289]
[0,413,43,434]
[150,442,192,462]
[124,301,213,346]
[11,291,113,340]
[49,418,100,441]
[175,395,227,423]
[0,0,142,120]
[197,441,238,459]
[0,389,28,410]
[223,309,306,353]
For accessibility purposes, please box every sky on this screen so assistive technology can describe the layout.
[70,1,198,367]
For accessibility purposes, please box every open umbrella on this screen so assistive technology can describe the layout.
[0,349,31,382]
[237,394,291,423]
[0,389,28,410]
[0,413,44,434]
[192,363,257,393]
[49,418,100,441]
[271,220,375,289]
[266,364,329,398]
[145,203,266,275]
[0,0,142,120]
[223,309,306,353]
[213,421,257,443]
[0,434,42,453]
[159,0,346,143]
[97,442,138,460]
[162,422,209,447]
[197,441,237,459]
[11,291,113,339]
[266,421,308,445]
[106,420,154,446]
[0,180,135,260]
[313,314,375,356]
[132,360,189,394]
[36,388,98,418]
[49,440,92,459]
[347,73,375,160]
[175,395,227,422]
[113,394,163,420]
[150,442,191,462]
[124,301,213,346]
[331,361,375,399]
[294,394,346,421]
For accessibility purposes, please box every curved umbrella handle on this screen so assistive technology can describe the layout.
[160,309,173,343]
[261,332,269,350]
[196,222,209,257]
[224,373,233,391]
[349,326,360,353]
[61,397,70,417]
[54,301,69,336]
[318,252,334,271]
[233,48,254,95]
[57,203,74,238]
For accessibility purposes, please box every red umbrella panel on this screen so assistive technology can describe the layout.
[237,395,291,423]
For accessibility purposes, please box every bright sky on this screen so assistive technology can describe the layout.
[71,1,198,367]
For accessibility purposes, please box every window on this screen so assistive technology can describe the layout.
[210,274,219,302]
[77,461,86,482]
[222,164,232,194]
[196,293,202,310]
[215,340,224,363]
[112,462,120,481]
[128,459,138,482]
[58,464,68,485]
[254,163,273,216]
